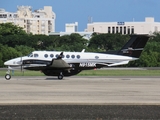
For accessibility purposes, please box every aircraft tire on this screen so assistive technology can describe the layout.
[58,75,63,80]
[5,74,11,80]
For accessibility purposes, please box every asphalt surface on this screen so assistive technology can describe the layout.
[0,76,160,119]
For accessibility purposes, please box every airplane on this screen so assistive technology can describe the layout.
[4,34,150,80]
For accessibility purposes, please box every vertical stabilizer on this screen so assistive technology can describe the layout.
[117,34,150,58]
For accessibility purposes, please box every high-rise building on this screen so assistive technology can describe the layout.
[0,6,56,35]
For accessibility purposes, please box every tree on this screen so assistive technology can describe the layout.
[56,33,88,51]
[88,33,129,52]
[0,23,26,36]
[0,44,21,67]
[15,45,35,56]
[127,34,160,67]
[0,53,3,67]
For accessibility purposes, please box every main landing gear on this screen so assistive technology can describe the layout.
[58,72,63,80]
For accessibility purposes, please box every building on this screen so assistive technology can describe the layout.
[86,17,160,35]
[65,22,78,32]
[49,22,93,40]
[0,6,56,35]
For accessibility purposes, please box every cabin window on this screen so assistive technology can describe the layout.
[66,55,70,58]
[62,55,65,58]
[95,56,99,59]
[50,54,54,58]
[44,54,48,58]
[71,55,75,59]
[56,54,59,58]
[34,54,39,57]
[77,55,80,59]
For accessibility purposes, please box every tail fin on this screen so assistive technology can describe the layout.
[117,34,150,58]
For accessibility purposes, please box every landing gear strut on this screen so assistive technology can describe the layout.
[58,72,63,80]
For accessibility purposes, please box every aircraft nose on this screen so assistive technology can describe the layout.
[4,57,27,66]
[4,59,21,66]
[4,60,11,66]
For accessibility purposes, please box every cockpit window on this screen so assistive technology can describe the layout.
[28,53,33,57]
[34,54,39,57]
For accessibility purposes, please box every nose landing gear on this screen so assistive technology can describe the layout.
[5,70,11,80]
[5,74,11,80]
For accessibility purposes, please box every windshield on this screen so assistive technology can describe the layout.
[28,53,33,57]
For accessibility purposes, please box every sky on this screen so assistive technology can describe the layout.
[1,0,160,32]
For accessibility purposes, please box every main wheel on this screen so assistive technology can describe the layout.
[58,75,63,80]
[5,74,11,80]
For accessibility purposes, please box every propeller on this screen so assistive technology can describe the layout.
[20,57,22,71]
[57,52,63,59]
[20,57,24,75]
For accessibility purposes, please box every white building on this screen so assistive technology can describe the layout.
[49,22,93,40]
[86,17,160,35]
[0,6,56,35]
[65,22,78,32]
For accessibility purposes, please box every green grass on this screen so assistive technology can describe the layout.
[0,69,160,76]
[78,69,160,76]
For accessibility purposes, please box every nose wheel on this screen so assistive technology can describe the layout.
[5,69,12,80]
[5,74,11,80]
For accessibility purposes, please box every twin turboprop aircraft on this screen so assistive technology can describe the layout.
[4,34,150,80]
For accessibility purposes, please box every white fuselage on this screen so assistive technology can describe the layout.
[4,51,138,68]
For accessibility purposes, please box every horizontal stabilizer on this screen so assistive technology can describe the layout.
[107,61,129,67]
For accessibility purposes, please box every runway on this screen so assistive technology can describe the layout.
[0,76,160,105]
[0,76,160,119]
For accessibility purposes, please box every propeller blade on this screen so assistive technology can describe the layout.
[57,52,63,59]
[20,57,23,72]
